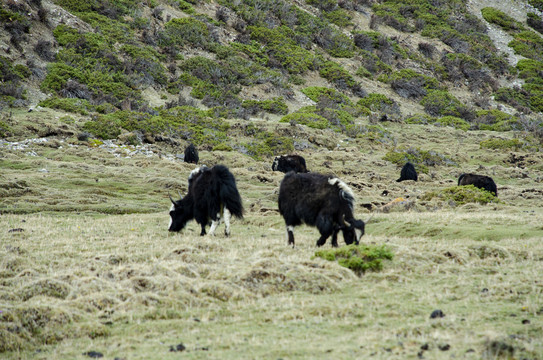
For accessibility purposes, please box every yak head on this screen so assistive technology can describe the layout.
[168,194,193,232]
[342,218,365,245]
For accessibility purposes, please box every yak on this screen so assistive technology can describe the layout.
[272,155,308,173]
[458,173,497,196]
[278,172,365,247]
[396,162,418,182]
[169,165,243,236]
[184,143,199,164]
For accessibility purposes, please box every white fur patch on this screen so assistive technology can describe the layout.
[328,178,355,200]
[168,204,175,229]
[224,208,231,235]
[355,228,363,242]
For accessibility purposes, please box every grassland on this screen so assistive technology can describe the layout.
[2,107,543,359]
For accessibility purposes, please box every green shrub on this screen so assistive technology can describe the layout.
[301,87,352,106]
[474,110,519,131]
[249,26,317,74]
[388,69,439,99]
[346,124,393,143]
[314,245,394,275]
[481,7,524,32]
[319,61,358,90]
[421,90,473,119]
[0,121,11,137]
[39,97,92,115]
[516,59,543,79]
[160,18,211,49]
[422,185,497,205]
[357,93,399,117]
[435,116,470,131]
[280,109,330,129]
[509,31,543,61]
[323,9,352,27]
[244,130,294,160]
[383,146,455,173]
[480,138,524,150]
[241,98,289,115]
[529,0,543,11]
[405,113,435,125]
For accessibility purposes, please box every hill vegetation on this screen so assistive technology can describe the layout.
[1,0,543,359]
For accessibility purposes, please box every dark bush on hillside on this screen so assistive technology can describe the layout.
[354,33,374,52]
[494,87,533,114]
[390,69,438,99]
[442,53,498,91]
[418,42,435,58]
[527,13,543,33]
[34,40,55,61]
[421,90,475,121]
[216,6,229,23]
[59,79,91,100]
[0,82,24,99]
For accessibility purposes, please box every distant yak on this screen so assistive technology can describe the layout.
[184,143,199,164]
[272,155,308,173]
[278,172,365,247]
[169,165,243,236]
[458,173,497,196]
[396,162,418,182]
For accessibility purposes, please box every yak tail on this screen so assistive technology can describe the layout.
[458,173,466,186]
[213,165,244,218]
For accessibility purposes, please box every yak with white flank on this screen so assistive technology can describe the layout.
[184,143,199,164]
[278,172,365,247]
[458,173,497,196]
[396,162,418,182]
[272,155,308,173]
[169,165,243,236]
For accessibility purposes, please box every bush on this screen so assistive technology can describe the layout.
[474,110,520,131]
[434,116,470,131]
[509,31,543,62]
[383,146,455,173]
[481,7,524,31]
[280,109,330,129]
[422,185,497,205]
[480,138,524,150]
[38,97,92,115]
[314,244,394,275]
[527,12,543,34]
[160,18,211,50]
[319,61,361,94]
[301,86,352,106]
[357,93,400,116]
[421,90,474,120]
[389,69,439,99]
[244,130,294,160]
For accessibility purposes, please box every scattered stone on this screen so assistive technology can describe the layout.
[83,351,103,358]
[8,228,24,233]
[420,344,429,351]
[522,319,530,324]
[169,343,186,352]
[438,344,450,351]
[430,309,445,318]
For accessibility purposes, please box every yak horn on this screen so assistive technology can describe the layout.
[365,213,375,224]
[169,194,176,205]
[178,190,183,199]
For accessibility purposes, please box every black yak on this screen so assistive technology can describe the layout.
[184,143,199,164]
[396,162,418,182]
[458,173,497,196]
[278,172,365,247]
[272,155,308,173]
[169,165,243,236]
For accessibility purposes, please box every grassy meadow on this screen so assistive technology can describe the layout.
[1,111,543,359]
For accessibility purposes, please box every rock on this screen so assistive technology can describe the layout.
[430,309,445,318]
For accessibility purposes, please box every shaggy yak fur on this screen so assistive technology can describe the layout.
[278,172,365,247]
[272,155,308,173]
[169,165,243,236]
[184,143,199,164]
[458,173,497,196]
[397,162,418,182]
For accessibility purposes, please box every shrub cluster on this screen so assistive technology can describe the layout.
[420,90,474,120]
[387,69,439,99]
[480,138,524,151]
[314,244,394,275]
[422,185,497,205]
[383,146,455,173]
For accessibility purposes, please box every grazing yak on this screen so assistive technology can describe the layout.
[397,162,418,182]
[278,172,365,247]
[184,143,199,164]
[272,155,308,173]
[458,173,497,196]
[169,165,243,236]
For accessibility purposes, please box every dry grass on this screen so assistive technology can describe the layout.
[2,112,543,359]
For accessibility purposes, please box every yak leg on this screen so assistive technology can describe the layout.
[199,223,207,236]
[286,225,295,247]
[208,212,221,236]
[223,208,232,236]
[316,215,334,247]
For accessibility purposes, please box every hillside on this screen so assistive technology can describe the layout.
[1,0,543,359]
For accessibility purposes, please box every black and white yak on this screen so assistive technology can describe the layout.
[272,155,308,173]
[278,172,366,247]
[184,143,199,164]
[169,165,243,236]
[396,162,418,182]
[458,173,497,196]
